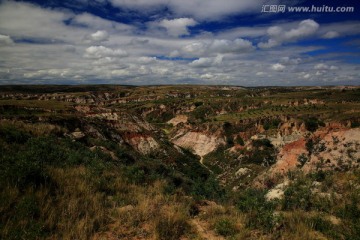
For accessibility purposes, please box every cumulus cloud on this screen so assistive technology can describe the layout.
[0,34,14,45]
[158,18,197,37]
[319,22,360,39]
[138,56,157,64]
[256,72,265,76]
[314,63,329,70]
[83,30,109,44]
[209,39,254,53]
[91,30,109,42]
[179,38,253,57]
[303,73,311,79]
[280,57,301,65]
[92,57,119,66]
[258,19,319,49]
[84,46,128,59]
[314,63,339,70]
[0,1,358,86]
[189,55,223,68]
[110,0,278,20]
[271,63,285,71]
[322,31,339,39]
[71,13,132,32]
[130,38,150,45]
[0,1,74,41]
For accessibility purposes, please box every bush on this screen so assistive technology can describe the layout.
[237,189,278,232]
[243,139,276,166]
[236,136,245,146]
[282,179,312,211]
[297,153,308,168]
[304,117,325,132]
[0,125,31,144]
[190,175,225,201]
[214,218,237,237]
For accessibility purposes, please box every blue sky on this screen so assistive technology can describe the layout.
[0,0,359,86]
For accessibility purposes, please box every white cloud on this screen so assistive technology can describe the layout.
[319,21,360,39]
[189,55,223,68]
[179,38,253,57]
[93,57,118,66]
[0,1,358,86]
[258,19,319,49]
[0,1,74,41]
[84,46,128,59]
[271,63,285,71]
[138,56,157,64]
[322,31,339,39]
[71,13,132,32]
[0,34,14,45]
[303,73,311,79]
[158,18,197,37]
[285,20,319,40]
[110,0,279,20]
[314,63,329,70]
[90,30,109,42]
[209,39,254,53]
[200,73,215,79]
[180,41,208,56]
[314,64,340,71]
[280,57,301,65]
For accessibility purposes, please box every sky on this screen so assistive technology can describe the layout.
[0,0,359,86]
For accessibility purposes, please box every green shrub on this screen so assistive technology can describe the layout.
[243,139,276,166]
[0,125,31,144]
[237,189,278,232]
[297,153,308,168]
[304,117,325,132]
[214,218,237,237]
[236,136,245,146]
[308,215,340,239]
[282,179,312,211]
[190,175,225,201]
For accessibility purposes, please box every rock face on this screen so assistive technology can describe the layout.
[125,135,160,155]
[268,138,307,175]
[269,132,303,147]
[235,168,251,177]
[172,131,225,157]
[303,127,360,172]
[264,127,360,177]
[167,115,188,126]
[70,131,86,140]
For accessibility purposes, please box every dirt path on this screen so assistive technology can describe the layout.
[200,157,213,174]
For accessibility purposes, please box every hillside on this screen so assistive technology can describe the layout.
[1,85,360,240]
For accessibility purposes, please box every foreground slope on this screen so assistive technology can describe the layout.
[0,85,359,239]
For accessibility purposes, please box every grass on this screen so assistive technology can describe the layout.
[0,99,72,111]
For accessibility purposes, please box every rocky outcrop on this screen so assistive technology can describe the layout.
[260,127,360,179]
[124,134,160,155]
[303,127,360,172]
[172,131,225,157]
[265,180,289,201]
[167,115,188,126]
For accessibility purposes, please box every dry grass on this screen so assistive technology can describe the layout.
[44,167,108,239]
[103,180,196,239]
[0,119,66,136]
